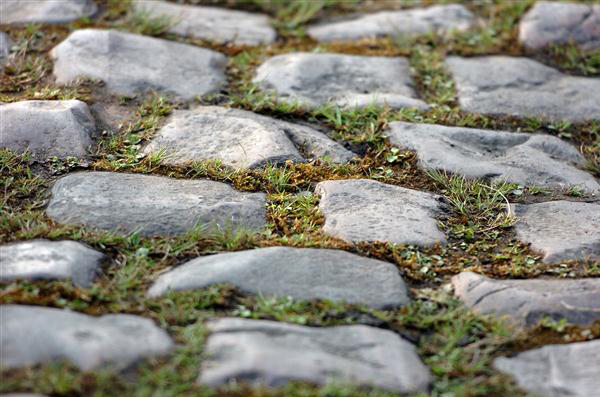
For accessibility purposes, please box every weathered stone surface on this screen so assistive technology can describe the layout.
[0,0,96,25]
[253,53,429,110]
[0,239,105,288]
[452,272,600,327]
[0,100,96,158]
[519,2,600,51]
[148,247,408,309]
[387,122,599,193]
[513,201,600,264]
[308,4,474,43]
[0,32,11,61]
[46,172,267,236]
[446,56,600,122]
[132,0,276,46]
[494,340,600,397]
[0,305,173,370]
[50,29,227,100]
[198,318,431,393]
[141,106,354,168]
[315,179,446,246]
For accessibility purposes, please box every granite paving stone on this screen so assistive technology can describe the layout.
[0,0,97,25]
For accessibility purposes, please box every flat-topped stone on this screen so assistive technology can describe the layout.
[519,2,600,51]
[387,122,599,193]
[315,179,446,246]
[0,305,173,371]
[0,239,105,288]
[0,100,96,159]
[253,53,429,110]
[513,201,600,264]
[50,29,227,100]
[494,340,600,397]
[198,318,431,393]
[0,0,96,25]
[46,172,267,236]
[452,272,600,327]
[148,247,408,309]
[141,106,354,168]
[132,0,276,46]
[308,4,474,42]
[446,56,600,122]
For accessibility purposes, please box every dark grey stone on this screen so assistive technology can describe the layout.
[0,0,96,25]
[0,305,173,371]
[46,172,267,237]
[446,56,600,122]
[198,318,431,393]
[50,29,227,100]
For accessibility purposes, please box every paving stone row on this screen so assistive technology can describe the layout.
[0,0,97,25]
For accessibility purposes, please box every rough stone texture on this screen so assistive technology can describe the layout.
[148,247,408,309]
[198,318,431,393]
[46,172,267,237]
[494,340,600,397]
[0,239,105,288]
[452,272,600,327]
[0,305,173,371]
[0,0,97,25]
[387,122,599,193]
[519,2,600,51]
[50,29,227,100]
[0,100,96,159]
[0,32,11,61]
[141,106,354,168]
[446,56,600,122]
[253,53,429,110]
[315,179,446,246]
[513,201,600,264]
[308,4,474,43]
[132,0,276,46]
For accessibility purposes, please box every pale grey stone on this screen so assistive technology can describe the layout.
[512,201,600,264]
[452,272,600,327]
[315,179,446,246]
[494,340,600,397]
[308,4,474,42]
[253,53,429,110]
[46,172,267,237]
[0,305,173,371]
[446,56,600,122]
[0,0,96,25]
[198,318,431,393]
[0,100,96,159]
[0,32,11,60]
[132,0,276,46]
[0,239,105,287]
[387,121,599,193]
[141,106,354,168]
[148,247,408,309]
[519,2,600,51]
[50,29,227,100]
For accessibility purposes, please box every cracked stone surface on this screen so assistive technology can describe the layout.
[141,106,354,168]
[132,0,276,46]
[387,121,599,193]
[315,179,446,246]
[50,29,227,100]
[494,340,600,397]
[308,4,474,43]
[0,100,96,159]
[0,239,106,288]
[512,201,600,264]
[148,247,409,309]
[253,53,429,110]
[452,272,600,327]
[519,1,600,52]
[0,0,97,25]
[0,305,173,371]
[46,172,267,236]
[446,56,600,122]
[198,318,431,393]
